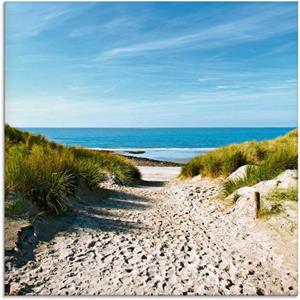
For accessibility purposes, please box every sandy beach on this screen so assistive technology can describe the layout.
[4,1,298,296]
[139,166,181,182]
[5,165,297,296]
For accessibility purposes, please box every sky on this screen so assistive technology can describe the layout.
[5,2,298,127]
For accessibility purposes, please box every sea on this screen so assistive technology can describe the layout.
[21,128,295,163]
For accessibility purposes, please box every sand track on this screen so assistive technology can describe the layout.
[5,167,297,295]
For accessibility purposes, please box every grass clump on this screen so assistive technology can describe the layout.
[5,125,141,215]
[5,144,77,214]
[223,165,276,197]
[266,187,298,202]
[257,202,283,219]
[181,129,297,179]
[181,129,297,196]
[232,193,240,203]
[69,147,141,185]
[66,158,105,190]
[257,187,298,218]
[181,129,297,198]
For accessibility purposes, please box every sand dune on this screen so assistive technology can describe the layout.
[5,167,297,295]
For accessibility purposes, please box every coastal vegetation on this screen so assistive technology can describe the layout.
[256,187,298,219]
[5,125,141,215]
[267,187,298,202]
[181,129,298,195]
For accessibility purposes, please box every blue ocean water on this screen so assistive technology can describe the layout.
[21,128,295,162]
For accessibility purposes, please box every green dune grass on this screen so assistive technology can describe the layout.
[181,129,298,195]
[5,125,141,215]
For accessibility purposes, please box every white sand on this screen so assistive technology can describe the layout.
[138,166,181,182]
[5,167,297,296]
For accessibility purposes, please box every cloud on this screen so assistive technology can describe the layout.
[5,3,297,127]
[216,85,240,90]
[68,26,97,38]
[6,4,69,37]
[95,5,296,60]
[198,77,212,82]
[68,15,148,39]
[6,77,297,127]
[271,41,297,54]
[5,3,95,38]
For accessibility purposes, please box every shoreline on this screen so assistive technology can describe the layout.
[91,149,185,166]
[122,154,184,167]
[91,147,214,166]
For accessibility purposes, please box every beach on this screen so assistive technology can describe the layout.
[5,1,298,296]
[4,126,298,296]
[5,164,297,295]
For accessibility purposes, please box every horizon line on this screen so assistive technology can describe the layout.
[18,126,297,129]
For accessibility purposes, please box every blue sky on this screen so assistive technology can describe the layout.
[5,2,298,127]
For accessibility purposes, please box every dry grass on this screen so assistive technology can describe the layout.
[257,187,298,219]
[5,125,141,215]
[266,187,298,202]
[181,129,297,179]
[181,129,297,197]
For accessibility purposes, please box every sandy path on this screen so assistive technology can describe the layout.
[5,167,297,295]
[139,166,181,182]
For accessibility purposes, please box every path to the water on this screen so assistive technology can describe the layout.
[5,167,297,295]
[139,166,181,182]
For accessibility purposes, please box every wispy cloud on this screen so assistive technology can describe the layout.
[6,4,68,37]
[95,5,296,60]
[68,15,148,39]
[5,2,297,127]
[6,80,296,127]
[198,77,212,83]
[216,85,240,90]
[5,3,95,38]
